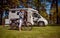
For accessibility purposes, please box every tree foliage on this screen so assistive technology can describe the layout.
[32,0,41,11]
[49,0,59,24]
[32,0,49,20]
[0,0,20,10]
[19,0,28,7]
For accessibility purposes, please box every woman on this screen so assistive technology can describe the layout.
[19,10,25,31]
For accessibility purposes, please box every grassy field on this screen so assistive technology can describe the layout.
[0,25,60,38]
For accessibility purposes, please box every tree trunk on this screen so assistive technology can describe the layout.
[56,0,58,24]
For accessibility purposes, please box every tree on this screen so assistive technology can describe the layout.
[56,0,58,24]
[32,0,41,11]
[32,0,49,20]
[0,0,20,10]
[19,0,28,7]
[50,0,59,24]
[0,0,20,25]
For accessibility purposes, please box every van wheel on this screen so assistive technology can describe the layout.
[38,21,45,26]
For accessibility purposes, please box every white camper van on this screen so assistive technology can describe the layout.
[5,8,48,26]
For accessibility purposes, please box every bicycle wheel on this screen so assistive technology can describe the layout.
[22,22,32,31]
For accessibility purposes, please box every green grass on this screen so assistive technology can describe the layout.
[0,25,60,38]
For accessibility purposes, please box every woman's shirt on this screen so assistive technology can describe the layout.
[19,12,24,19]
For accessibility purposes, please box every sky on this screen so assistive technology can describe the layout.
[45,2,51,14]
[40,0,60,14]
[45,0,60,14]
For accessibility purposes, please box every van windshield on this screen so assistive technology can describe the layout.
[33,13,41,18]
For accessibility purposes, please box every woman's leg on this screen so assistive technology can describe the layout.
[19,19,23,31]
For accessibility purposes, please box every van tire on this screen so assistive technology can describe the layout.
[38,21,45,26]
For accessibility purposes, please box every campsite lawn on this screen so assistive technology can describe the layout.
[0,25,60,38]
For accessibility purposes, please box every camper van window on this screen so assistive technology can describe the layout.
[33,13,41,18]
[11,10,15,13]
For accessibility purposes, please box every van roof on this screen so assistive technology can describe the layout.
[9,8,28,11]
[9,8,38,12]
[9,8,38,14]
